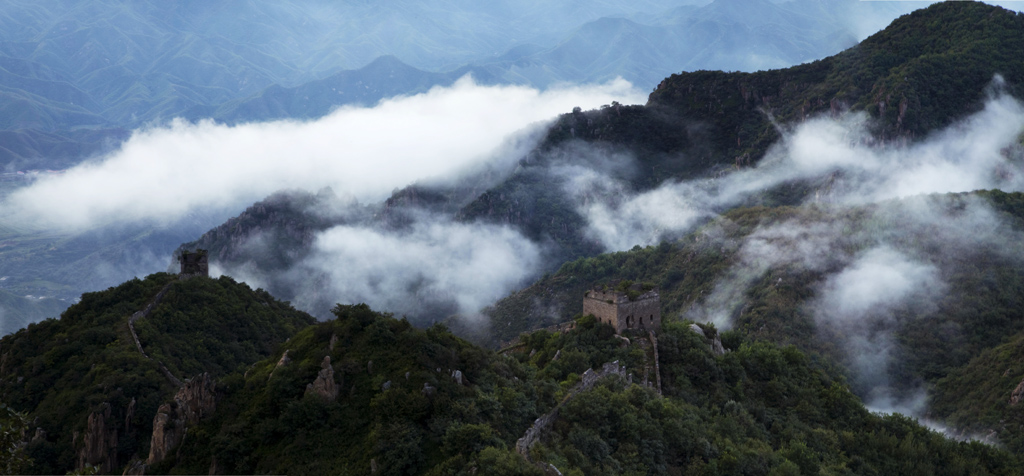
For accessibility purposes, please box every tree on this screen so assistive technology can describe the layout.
[0,403,30,474]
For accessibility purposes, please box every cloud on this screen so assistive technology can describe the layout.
[773,90,1024,203]
[814,247,943,326]
[294,217,542,320]
[573,81,1024,252]
[685,218,852,329]
[3,76,645,231]
[811,246,944,398]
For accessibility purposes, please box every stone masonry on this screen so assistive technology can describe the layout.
[583,284,661,334]
[178,249,209,277]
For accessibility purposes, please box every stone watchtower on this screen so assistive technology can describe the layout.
[178,249,209,277]
[583,283,661,334]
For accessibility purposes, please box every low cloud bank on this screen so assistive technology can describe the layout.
[207,213,542,321]
[3,76,644,231]
[571,84,1024,252]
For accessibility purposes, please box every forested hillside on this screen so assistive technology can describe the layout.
[143,305,1021,476]
[0,273,313,474]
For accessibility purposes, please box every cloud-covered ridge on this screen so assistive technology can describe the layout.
[571,81,1024,252]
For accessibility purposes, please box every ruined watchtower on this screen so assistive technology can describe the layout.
[178,249,209,277]
[583,283,661,334]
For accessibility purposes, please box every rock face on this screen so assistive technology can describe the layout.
[148,373,217,465]
[77,403,119,474]
[710,336,726,356]
[305,356,340,401]
[690,323,726,356]
[1011,377,1024,405]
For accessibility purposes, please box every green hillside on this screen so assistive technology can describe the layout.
[0,273,314,474]
[4,277,1023,474]
[477,190,1024,454]
[149,304,1019,476]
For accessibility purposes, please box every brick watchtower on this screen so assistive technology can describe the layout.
[583,283,660,334]
[178,249,209,277]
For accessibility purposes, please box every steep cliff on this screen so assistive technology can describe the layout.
[148,373,217,465]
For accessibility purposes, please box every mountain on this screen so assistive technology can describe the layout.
[7,3,1024,472]
[176,0,925,132]
[0,0,699,170]
[156,2,1024,454]
[0,272,314,474]
[8,293,1015,474]
[470,0,920,88]
[0,0,933,172]
[173,1,1024,327]
[459,0,1024,257]
[185,56,502,125]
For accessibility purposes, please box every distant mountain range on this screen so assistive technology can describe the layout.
[0,0,921,171]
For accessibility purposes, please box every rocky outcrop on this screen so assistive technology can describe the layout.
[148,373,217,465]
[1011,377,1024,405]
[710,336,726,356]
[77,403,119,474]
[690,323,726,356]
[451,369,466,386]
[268,350,291,379]
[305,356,339,401]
